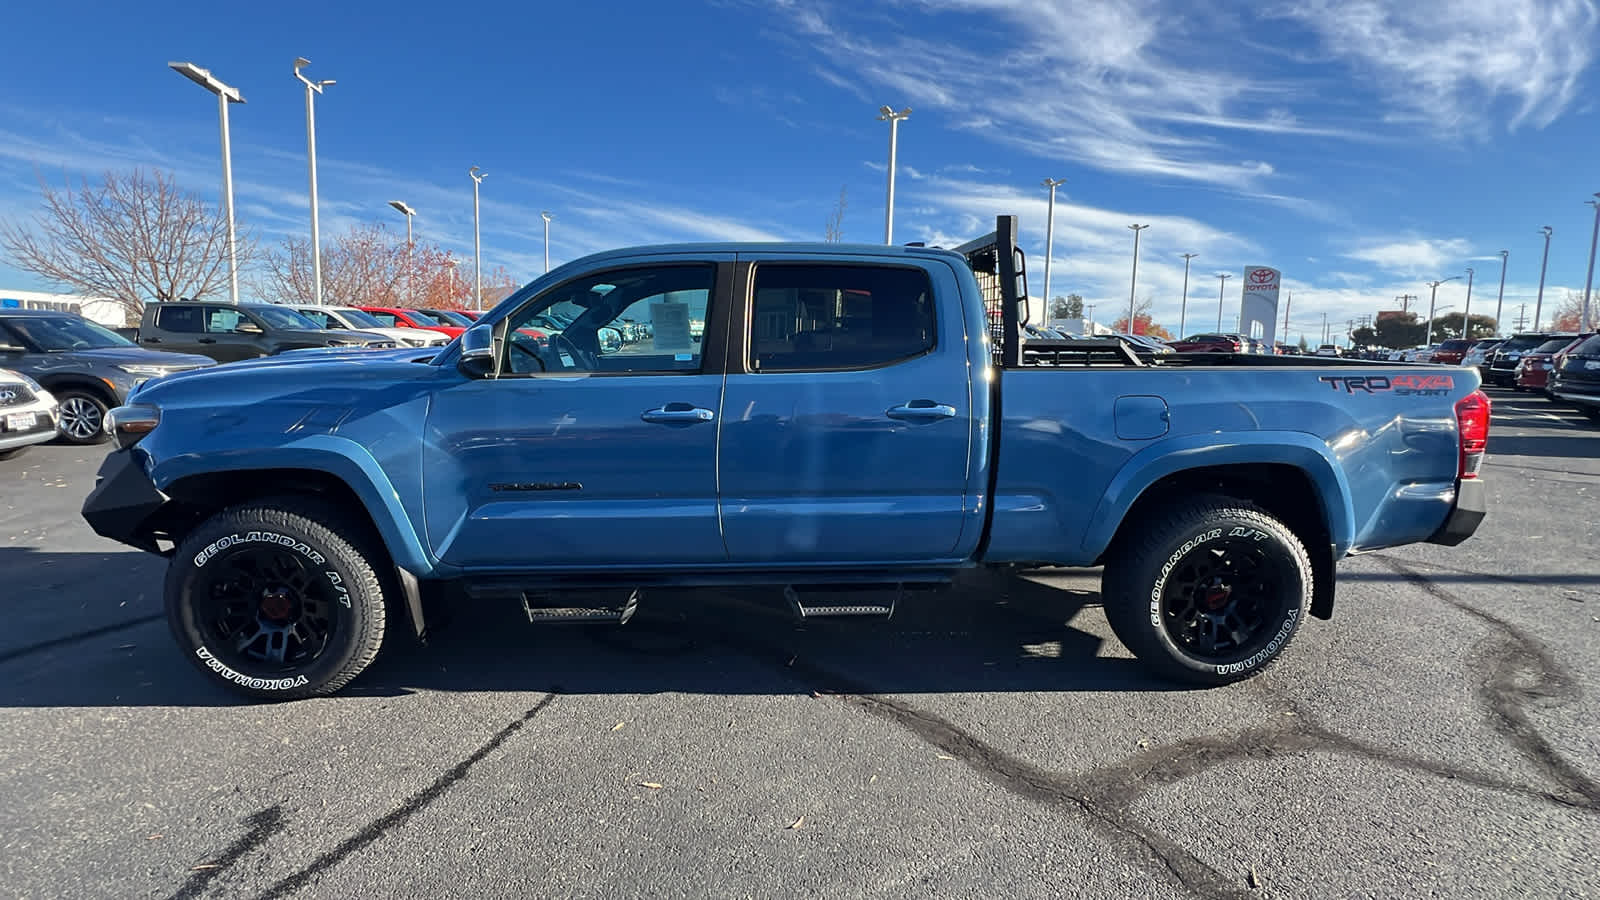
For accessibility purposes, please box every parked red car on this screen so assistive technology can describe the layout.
[1429,338,1479,366]
[1515,335,1588,392]
[357,307,467,339]
[1169,333,1243,353]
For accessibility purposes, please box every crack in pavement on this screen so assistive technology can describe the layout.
[169,806,284,900]
[251,691,559,900]
[0,613,165,665]
[698,564,1599,899]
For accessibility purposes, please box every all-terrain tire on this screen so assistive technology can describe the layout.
[1101,495,1312,685]
[166,496,389,701]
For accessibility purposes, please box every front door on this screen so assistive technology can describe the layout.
[718,258,974,563]
[423,257,732,570]
[200,306,266,361]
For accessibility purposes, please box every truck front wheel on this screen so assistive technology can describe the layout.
[165,497,389,700]
[1102,497,1312,685]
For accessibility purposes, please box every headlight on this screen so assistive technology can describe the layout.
[5,370,45,393]
[116,364,172,378]
[104,403,161,449]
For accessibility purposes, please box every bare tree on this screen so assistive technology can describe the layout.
[824,185,848,242]
[0,169,250,320]
[258,222,519,309]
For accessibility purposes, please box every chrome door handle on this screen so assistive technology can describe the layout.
[886,401,958,421]
[641,402,715,424]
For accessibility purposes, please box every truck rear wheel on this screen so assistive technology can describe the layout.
[1102,497,1311,685]
[166,497,388,701]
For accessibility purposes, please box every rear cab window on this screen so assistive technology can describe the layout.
[155,306,203,333]
[748,264,935,372]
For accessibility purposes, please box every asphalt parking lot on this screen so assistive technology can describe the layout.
[1,386,1596,899]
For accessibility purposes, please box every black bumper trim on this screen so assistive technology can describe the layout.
[81,450,168,554]
[1426,478,1485,547]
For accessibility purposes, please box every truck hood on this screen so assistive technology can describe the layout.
[129,346,442,402]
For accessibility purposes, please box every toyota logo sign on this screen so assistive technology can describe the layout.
[1249,268,1275,285]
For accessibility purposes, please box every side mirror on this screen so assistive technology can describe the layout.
[236,321,263,335]
[457,322,495,378]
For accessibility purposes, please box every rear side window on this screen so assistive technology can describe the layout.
[749,264,934,372]
[156,306,202,333]
[367,311,400,327]
[1570,335,1600,357]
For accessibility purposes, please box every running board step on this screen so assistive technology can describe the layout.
[784,585,901,619]
[522,589,639,625]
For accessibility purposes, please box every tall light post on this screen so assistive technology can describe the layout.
[1216,273,1231,330]
[294,58,335,305]
[388,201,416,306]
[1126,224,1149,333]
[1041,178,1065,320]
[1178,252,1197,337]
[469,166,486,310]
[1493,250,1509,336]
[1533,226,1553,330]
[1582,195,1600,331]
[541,211,553,274]
[877,106,911,244]
[1459,267,1474,340]
[168,62,244,304]
[1425,275,1460,346]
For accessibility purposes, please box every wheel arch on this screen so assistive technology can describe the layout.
[1087,441,1349,620]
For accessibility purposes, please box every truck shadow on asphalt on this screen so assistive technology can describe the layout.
[0,550,1173,706]
[1486,432,1600,459]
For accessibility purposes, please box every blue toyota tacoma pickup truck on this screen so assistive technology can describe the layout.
[82,217,1489,700]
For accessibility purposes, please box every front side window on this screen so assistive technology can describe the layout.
[502,264,715,375]
[297,309,332,328]
[749,264,934,372]
[204,307,246,333]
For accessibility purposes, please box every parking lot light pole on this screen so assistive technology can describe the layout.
[169,62,244,304]
[469,166,486,310]
[388,201,416,306]
[1216,273,1231,331]
[1041,178,1065,319]
[1460,267,1474,340]
[1126,224,1149,333]
[541,211,553,273]
[1583,195,1600,331]
[1493,250,1509,336]
[877,106,911,244]
[1533,226,1552,331]
[1178,253,1196,337]
[294,58,335,306]
[1425,276,1460,346]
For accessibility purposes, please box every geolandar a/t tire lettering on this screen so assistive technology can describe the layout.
[165,496,388,701]
[1102,495,1313,685]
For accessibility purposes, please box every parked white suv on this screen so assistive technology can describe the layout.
[288,305,452,348]
[0,368,60,460]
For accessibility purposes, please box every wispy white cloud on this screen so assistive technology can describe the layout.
[1344,238,1474,276]
[1277,0,1600,132]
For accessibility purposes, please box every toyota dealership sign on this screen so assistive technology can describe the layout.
[1239,266,1282,346]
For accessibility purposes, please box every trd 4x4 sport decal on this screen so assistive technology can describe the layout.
[1318,375,1455,396]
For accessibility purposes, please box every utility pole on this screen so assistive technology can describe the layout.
[1282,290,1291,343]
[1493,250,1509,337]
[1583,195,1600,331]
[1460,267,1474,340]
[294,58,335,305]
[469,166,486,310]
[1534,226,1553,330]
[1178,252,1197,337]
[877,106,911,244]
[1516,303,1528,331]
[541,211,553,274]
[169,62,244,304]
[1042,178,1065,318]
[1216,273,1231,331]
[1425,276,1460,346]
[1126,224,1149,333]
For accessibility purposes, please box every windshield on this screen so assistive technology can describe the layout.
[3,316,135,350]
[426,309,474,326]
[1569,335,1600,357]
[1502,335,1550,351]
[250,306,321,329]
[332,308,387,328]
[406,310,455,326]
[1533,338,1572,354]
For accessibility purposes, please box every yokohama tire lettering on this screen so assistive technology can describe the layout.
[1215,608,1299,676]
[196,646,309,691]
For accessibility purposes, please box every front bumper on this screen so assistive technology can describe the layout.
[81,449,169,553]
[0,401,59,452]
[1426,478,1486,546]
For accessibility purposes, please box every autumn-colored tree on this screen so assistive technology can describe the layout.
[1110,296,1173,339]
[1549,291,1593,331]
[1,169,255,321]
[256,222,523,310]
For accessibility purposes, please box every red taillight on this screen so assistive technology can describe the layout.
[1454,390,1490,479]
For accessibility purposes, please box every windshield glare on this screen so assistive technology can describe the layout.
[251,306,320,329]
[5,316,134,350]
[333,308,387,328]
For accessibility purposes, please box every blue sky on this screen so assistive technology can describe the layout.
[2,0,1598,342]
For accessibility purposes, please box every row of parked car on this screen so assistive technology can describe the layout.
[1427,332,1600,425]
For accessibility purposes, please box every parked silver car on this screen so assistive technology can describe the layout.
[0,368,61,460]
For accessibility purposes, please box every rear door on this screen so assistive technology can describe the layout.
[717,256,973,563]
